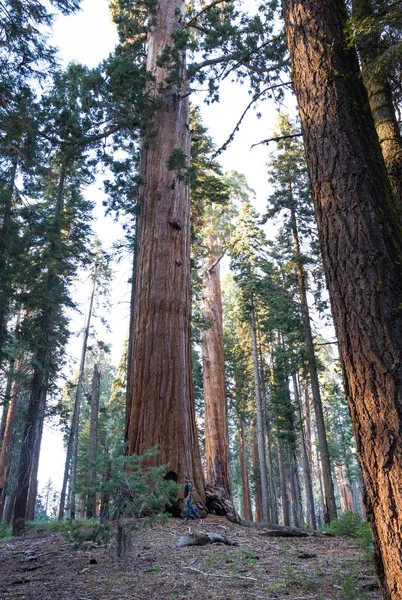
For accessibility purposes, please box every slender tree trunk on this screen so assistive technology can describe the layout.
[352,0,402,207]
[202,255,231,496]
[291,450,304,527]
[277,439,290,526]
[0,359,15,448]
[86,363,100,519]
[99,448,111,524]
[290,204,336,522]
[337,464,354,513]
[258,343,276,522]
[237,416,253,521]
[26,396,46,521]
[282,1,402,595]
[125,0,205,513]
[249,295,270,521]
[59,276,96,520]
[12,354,50,535]
[251,420,263,521]
[293,372,316,529]
[0,363,20,520]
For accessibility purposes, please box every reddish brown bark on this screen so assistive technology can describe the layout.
[336,464,354,513]
[0,364,20,520]
[282,1,402,595]
[202,257,230,496]
[126,0,205,513]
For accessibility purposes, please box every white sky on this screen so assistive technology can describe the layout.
[38,0,292,492]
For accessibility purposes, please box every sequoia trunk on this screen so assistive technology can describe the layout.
[202,256,230,496]
[282,1,402,596]
[126,0,205,512]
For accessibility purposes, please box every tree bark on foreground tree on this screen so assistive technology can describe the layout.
[281,1,402,598]
[126,0,205,514]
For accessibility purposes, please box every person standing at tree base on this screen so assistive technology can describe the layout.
[184,476,200,520]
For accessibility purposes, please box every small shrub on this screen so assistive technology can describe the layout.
[0,522,11,539]
[324,511,366,537]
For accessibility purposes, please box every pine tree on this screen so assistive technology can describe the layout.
[281,0,402,595]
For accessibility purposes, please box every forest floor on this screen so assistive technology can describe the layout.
[0,515,381,600]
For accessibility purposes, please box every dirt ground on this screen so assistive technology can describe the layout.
[0,516,381,600]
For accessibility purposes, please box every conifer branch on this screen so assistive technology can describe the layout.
[211,82,292,158]
[250,132,302,149]
[190,33,286,75]
[185,0,231,27]
[38,124,122,147]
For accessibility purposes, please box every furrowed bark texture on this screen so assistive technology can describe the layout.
[202,258,230,496]
[282,1,402,597]
[126,0,205,512]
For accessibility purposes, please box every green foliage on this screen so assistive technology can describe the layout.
[0,522,11,539]
[324,511,371,540]
[63,519,112,550]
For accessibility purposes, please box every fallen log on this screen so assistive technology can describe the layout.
[240,520,308,536]
[259,529,309,538]
[177,533,238,547]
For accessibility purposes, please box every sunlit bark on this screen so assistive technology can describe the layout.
[202,257,231,496]
[126,0,205,513]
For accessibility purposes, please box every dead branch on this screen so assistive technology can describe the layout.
[211,82,291,159]
[250,132,302,150]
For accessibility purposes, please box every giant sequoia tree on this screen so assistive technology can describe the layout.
[122,0,283,514]
[124,0,206,512]
[281,0,402,597]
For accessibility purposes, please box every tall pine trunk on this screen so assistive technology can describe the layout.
[290,204,336,522]
[86,362,100,519]
[293,372,316,529]
[249,294,270,521]
[26,399,45,522]
[282,3,402,592]
[251,420,263,521]
[237,416,253,521]
[126,0,205,513]
[59,276,96,520]
[277,439,290,526]
[202,256,230,496]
